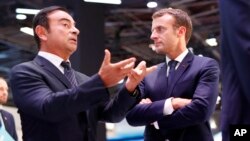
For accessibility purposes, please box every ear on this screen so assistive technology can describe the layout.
[177,26,186,37]
[35,25,48,41]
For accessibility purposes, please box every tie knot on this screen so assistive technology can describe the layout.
[61,61,71,70]
[168,60,178,69]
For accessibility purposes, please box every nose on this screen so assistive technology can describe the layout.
[72,26,80,35]
[150,30,157,41]
[3,89,8,96]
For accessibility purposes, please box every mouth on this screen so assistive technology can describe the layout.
[69,38,77,44]
[154,42,163,47]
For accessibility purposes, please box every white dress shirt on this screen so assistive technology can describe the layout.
[154,49,189,129]
[38,51,69,74]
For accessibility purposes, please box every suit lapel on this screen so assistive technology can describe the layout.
[168,52,194,96]
[1,110,10,133]
[155,63,169,99]
[34,56,72,88]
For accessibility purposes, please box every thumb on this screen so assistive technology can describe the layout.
[137,61,146,70]
[102,49,111,65]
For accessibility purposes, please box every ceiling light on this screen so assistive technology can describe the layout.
[16,14,27,20]
[205,38,218,47]
[147,1,158,8]
[83,0,121,5]
[16,8,40,15]
[20,27,34,36]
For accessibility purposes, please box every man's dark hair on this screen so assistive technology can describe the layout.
[32,6,69,48]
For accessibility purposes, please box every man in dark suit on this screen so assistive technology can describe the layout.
[219,0,250,141]
[126,8,220,141]
[0,77,18,140]
[10,6,156,141]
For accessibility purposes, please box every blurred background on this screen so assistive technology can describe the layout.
[0,0,221,140]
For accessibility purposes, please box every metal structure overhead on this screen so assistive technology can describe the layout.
[0,0,220,78]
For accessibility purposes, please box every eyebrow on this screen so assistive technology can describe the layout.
[59,18,76,25]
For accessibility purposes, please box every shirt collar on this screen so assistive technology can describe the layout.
[166,49,189,64]
[38,51,69,73]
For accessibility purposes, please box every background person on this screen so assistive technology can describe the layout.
[219,0,250,141]
[0,77,18,141]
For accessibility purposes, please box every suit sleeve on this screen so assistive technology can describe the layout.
[126,100,166,126]
[126,79,167,126]
[10,63,110,122]
[158,59,220,129]
[97,85,138,123]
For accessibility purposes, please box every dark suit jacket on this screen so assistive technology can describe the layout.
[219,0,250,141]
[0,109,18,141]
[10,56,137,141]
[126,52,220,141]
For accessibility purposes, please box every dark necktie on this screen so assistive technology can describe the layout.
[61,61,78,87]
[61,61,89,139]
[167,60,178,84]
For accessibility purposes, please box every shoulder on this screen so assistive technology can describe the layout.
[192,55,220,75]
[193,55,219,67]
[11,59,38,73]
[10,60,41,78]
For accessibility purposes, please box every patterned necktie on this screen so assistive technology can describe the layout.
[167,60,178,84]
[61,61,78,87]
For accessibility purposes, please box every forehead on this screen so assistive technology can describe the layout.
[152,14,175,27]
[47,10,75,23]
[0,79,7,87]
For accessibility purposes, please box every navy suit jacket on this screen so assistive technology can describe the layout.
[10,56,137,141]
[1,109,18,141]
[219,0,250,141]
[126,52,220,141]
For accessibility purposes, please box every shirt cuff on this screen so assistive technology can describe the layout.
[163,97,174,115]
[153,121,160,129]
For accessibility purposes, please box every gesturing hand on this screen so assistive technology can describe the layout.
[125,61,157,92]
[98,49,136,87]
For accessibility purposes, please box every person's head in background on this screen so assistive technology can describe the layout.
[150,8,193,59]
[0,77,8,104]
[33,6,80,60]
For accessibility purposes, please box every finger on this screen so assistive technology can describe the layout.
[140,99,148,104]
[102,49,111,65]
[130,69,142,80]
[136,61,146,70]
[145,65,157,75]
[122,62,135,70]
[114,57,136,69]
[145,98,152,103]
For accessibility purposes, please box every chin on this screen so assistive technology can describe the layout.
[154,49,165,55]
[69,45,77,51]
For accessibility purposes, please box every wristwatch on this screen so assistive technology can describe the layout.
[130,88,141,100]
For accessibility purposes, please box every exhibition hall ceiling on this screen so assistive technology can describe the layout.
[0,0,220,77]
